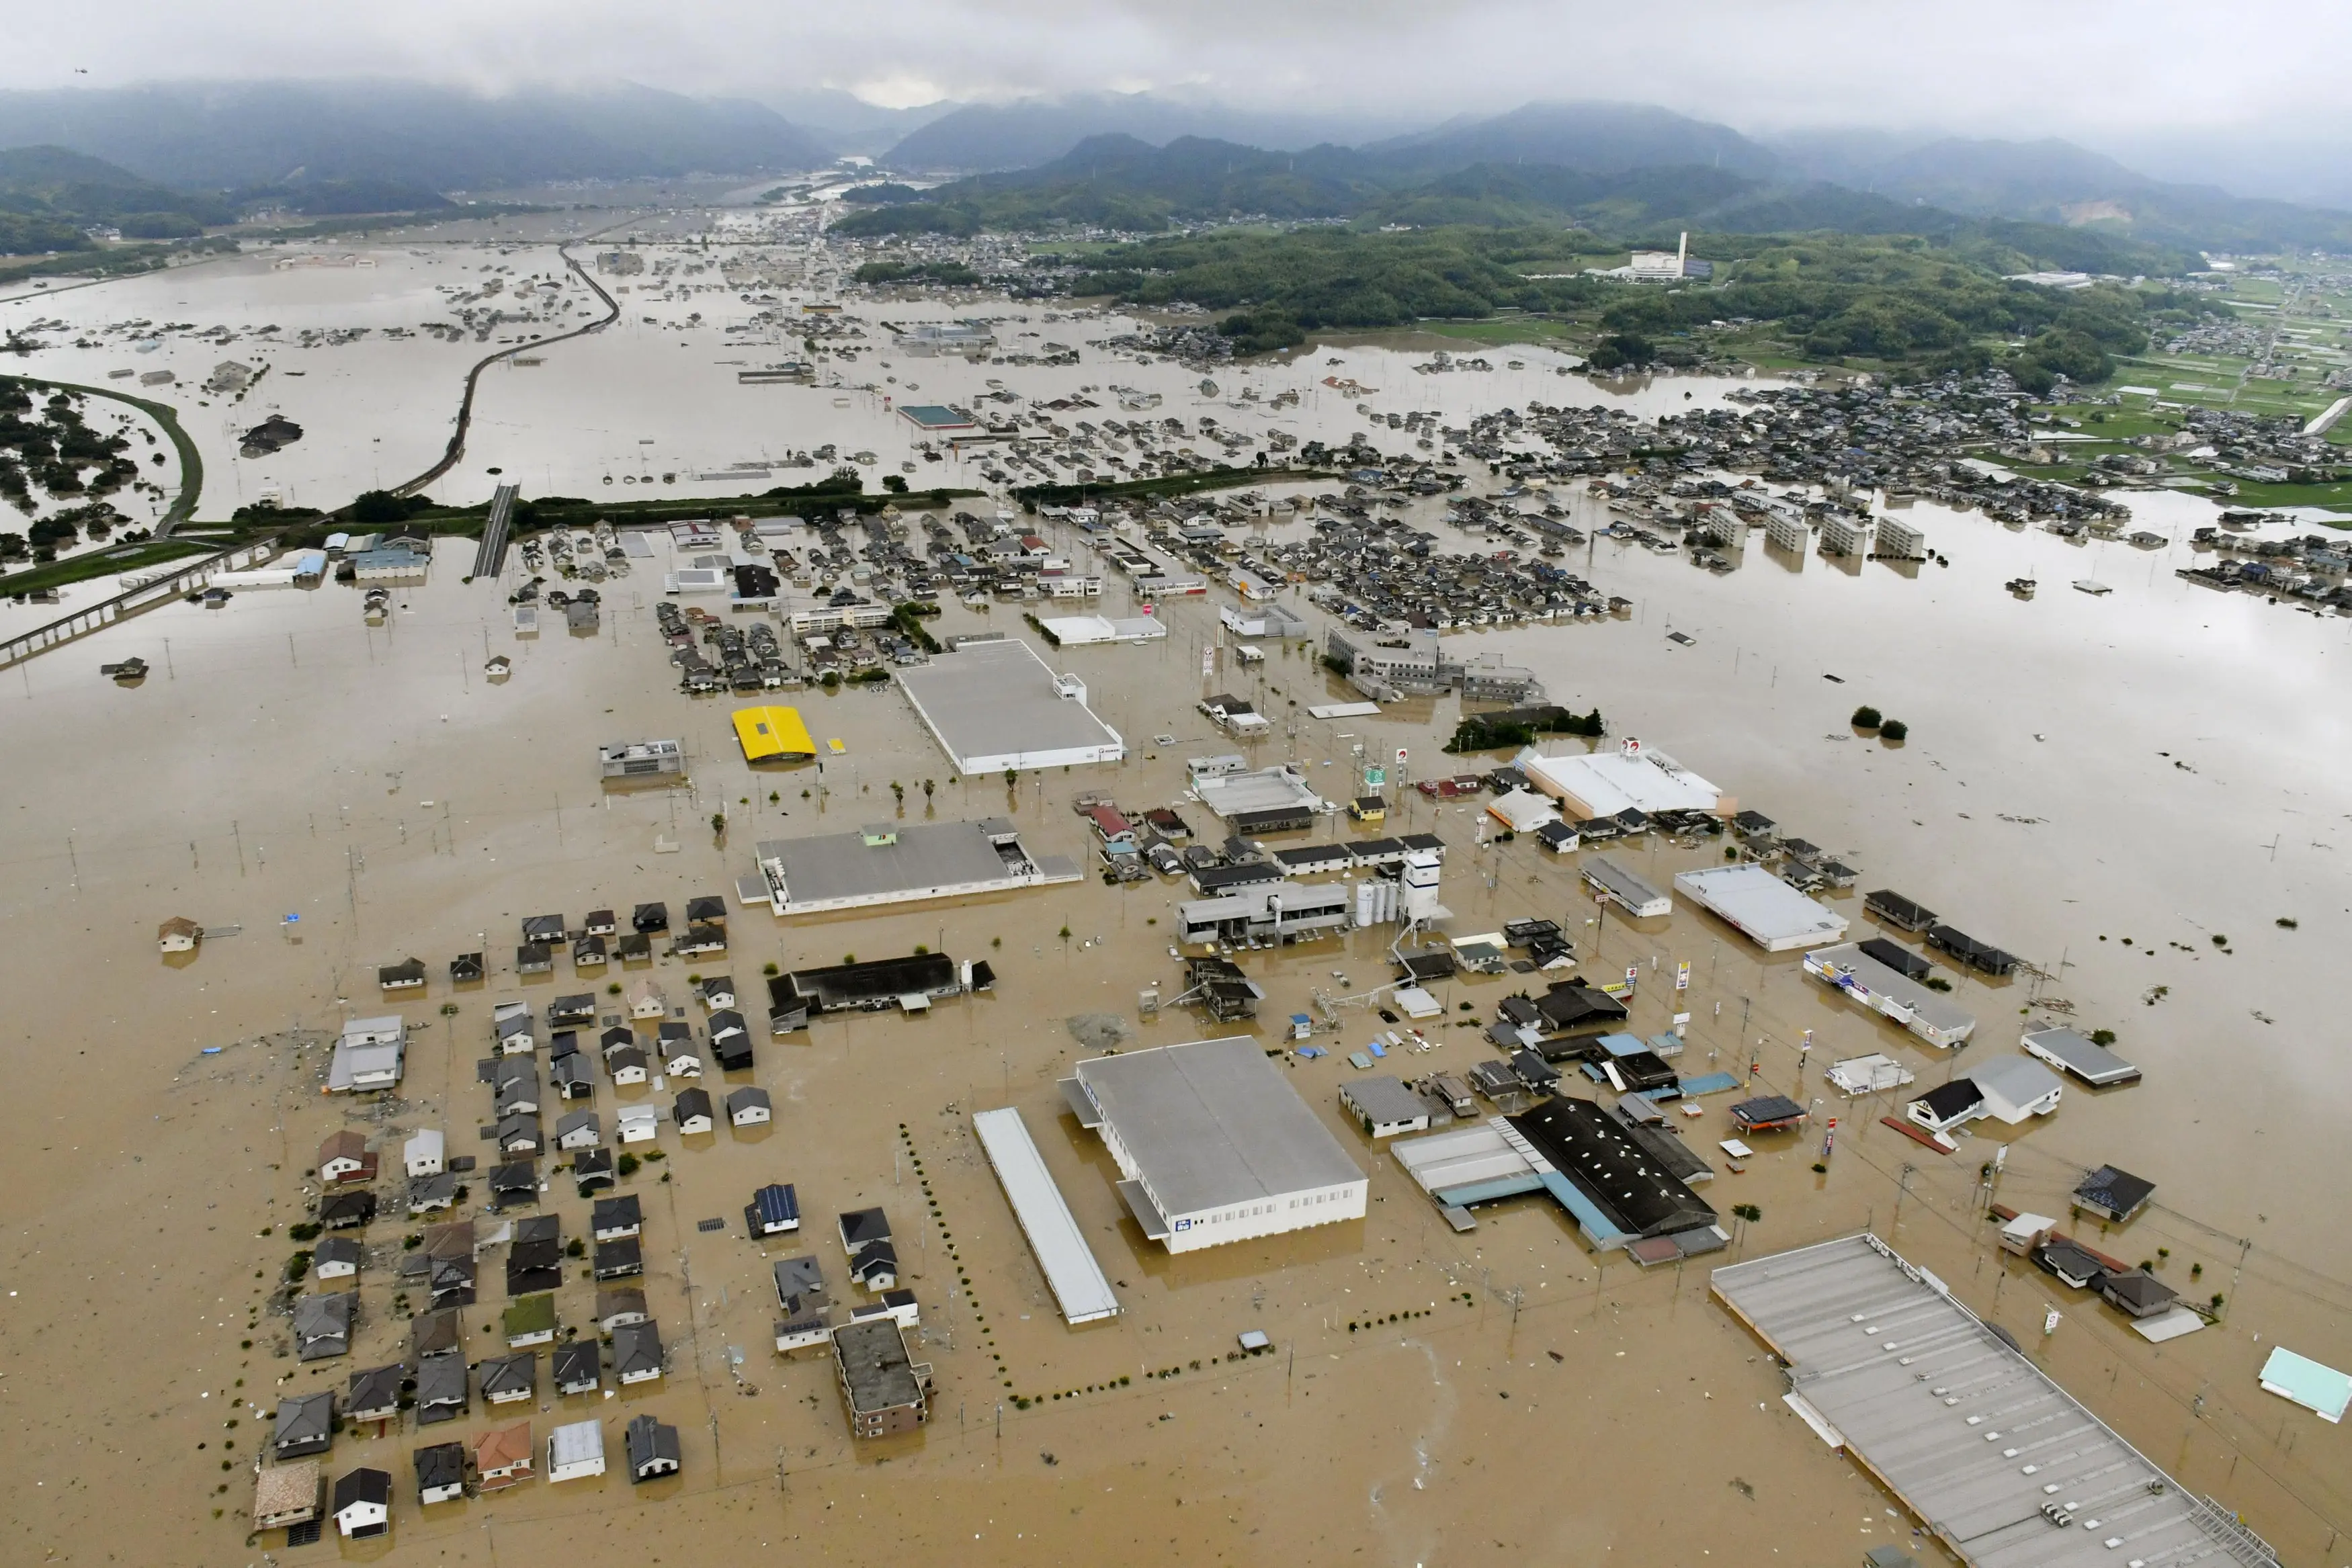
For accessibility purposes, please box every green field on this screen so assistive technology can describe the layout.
[0,536,214,598]
[1415,317,1581,346]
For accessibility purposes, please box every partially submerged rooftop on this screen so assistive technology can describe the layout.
[1711,1233,2278,1568]
[1066,1036,1363,1232]
[753,818,1079,916]
[1673,864,1849,951]
[895,638,1124,773]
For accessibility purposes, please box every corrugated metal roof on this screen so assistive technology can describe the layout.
[972,1107,1120,1325]
[1712,1235,2281,1568]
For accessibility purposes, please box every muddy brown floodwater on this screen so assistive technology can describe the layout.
[1,498,2347,1568]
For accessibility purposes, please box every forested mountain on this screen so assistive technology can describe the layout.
[0,145,233,253]
[878,93,1410,172]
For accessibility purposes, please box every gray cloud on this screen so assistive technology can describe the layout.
[7,0,2348,147]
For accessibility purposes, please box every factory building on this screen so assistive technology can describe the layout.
[1063,1038,1366,1254]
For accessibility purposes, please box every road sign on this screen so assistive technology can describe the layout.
[1675,960,1691,991]
[1363,767,1385,787]
[1394,747,1409,769]
[1624,964,1638,990]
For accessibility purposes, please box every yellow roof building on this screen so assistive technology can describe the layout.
[732,705,817,764]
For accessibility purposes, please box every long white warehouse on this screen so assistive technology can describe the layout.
[1802,942,1976,1049]
[1062,1037,1366,1254]
[752,818,1081,916]
[971,1107,1120,1325]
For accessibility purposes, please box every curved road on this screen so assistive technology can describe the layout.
[384,236,622,503]
[9,376,207,535]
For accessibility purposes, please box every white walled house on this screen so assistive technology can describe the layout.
[404,1128,446,1178]
[547,1420,605,1483]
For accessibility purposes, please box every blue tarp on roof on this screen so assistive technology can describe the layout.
[1431,1174,1546,1207]
[1536,1171,1635,1247]
[1644,1071,1740,1100]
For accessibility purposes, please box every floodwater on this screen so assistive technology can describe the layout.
[3,230,1720,539]
[1,234,2348,1567]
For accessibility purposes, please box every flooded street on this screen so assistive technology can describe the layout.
[1,238,2348,1567]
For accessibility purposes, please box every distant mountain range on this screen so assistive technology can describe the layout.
[857,102,2352,257]
[1,80,2347,259]
[0,81,832,191]
[876,92,1416,173]
[833,132,2186,275]
[0,144,459,255]
[0,144,235,253]
[1357,101,1781,181]
[1767,130,2352,253]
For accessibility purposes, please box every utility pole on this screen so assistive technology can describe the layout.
[2221,1236,2251,1321]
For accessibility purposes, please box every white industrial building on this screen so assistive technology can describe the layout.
[1191,763,1323,821]
[1802,943,1977,1048]
[1580,855,1673,918]
[1339,1076,1432,1139]
[751,818,1081,916]
[1485,787,1560,835]
[1063,1037,1366,1254]
[1185,846,1444,942]
[896,638,1125,773]
[1673,865,1848,951]
[1220,603,1310,639]
[597,739,685,781]
[1518,738,1729,820]
[1177,881,1354,945]
[1037,613,1166,646]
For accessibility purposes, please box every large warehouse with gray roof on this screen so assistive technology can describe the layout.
[1062,1037,1365,1254]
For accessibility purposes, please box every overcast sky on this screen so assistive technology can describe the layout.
[9,0,2349,149]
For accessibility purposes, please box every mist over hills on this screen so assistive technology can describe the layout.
[1358,101,1781,181]
[0,80,832,190]
[0,79,2346,259]
[874,92,1417,173]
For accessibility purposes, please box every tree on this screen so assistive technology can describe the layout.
[882,473,909,494]
[349,488,430,525]
[1880,719,1908,741]
[1851,705,1882,729]
[1584,333,1654,372]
